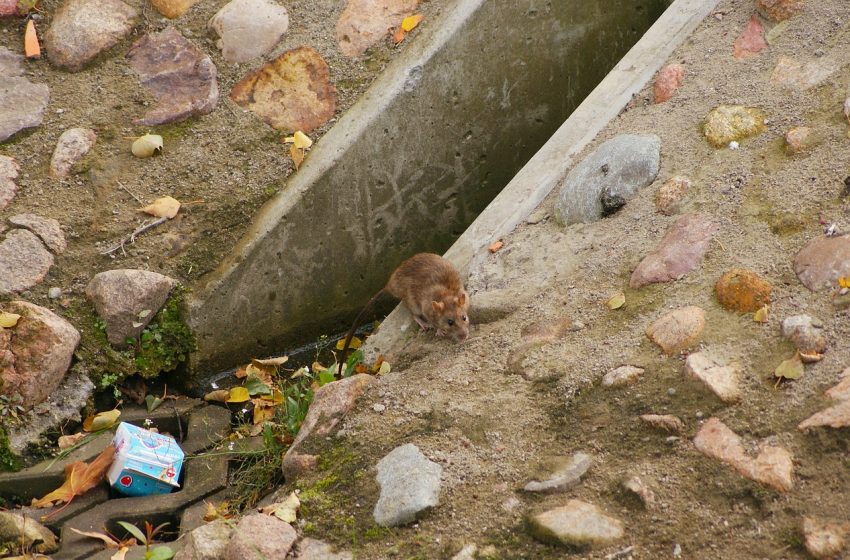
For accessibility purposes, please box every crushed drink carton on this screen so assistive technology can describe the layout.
[107,422,184,497]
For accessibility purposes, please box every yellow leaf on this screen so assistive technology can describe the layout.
[259,492,300,523]
[606,292,626,310]
[290,144,305,170]
[753,305,769,323]
[140,196,180,219]
[260,389,284,405]
[83,409,121,432]
[0,312,20,328]
[284,131,313,150]
[402,14,424,31]
[774,352,804,381]
[839,277,850,289]
[335,336,362,350]
[227,387,250,403]
[252,400,275,424]
[378,361,391,375]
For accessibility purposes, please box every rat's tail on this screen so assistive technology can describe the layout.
[337,289,385,376]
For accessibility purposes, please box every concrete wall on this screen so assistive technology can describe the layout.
[186,0,667,376]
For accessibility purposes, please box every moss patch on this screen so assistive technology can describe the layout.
[0,428,20,472]
[134,287,196,379]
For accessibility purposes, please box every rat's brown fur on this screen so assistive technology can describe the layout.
[337,253,470,374]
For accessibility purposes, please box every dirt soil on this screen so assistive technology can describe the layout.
[293,1,850,558]
[0,0,446,355]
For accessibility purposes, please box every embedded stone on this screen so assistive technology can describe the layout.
[770,56,836,91]
[824,368,850,402]
[523,452,592,493]
[0,77,49,142]
[0,512,58,554]
[802,516,849,560]
[50,127,96,177]
[793,234,850,292]
[693,417,793,492]
[0,229,54,294]
[0,47,23,76]
[646,306,705,355]
[602,365,644,387]
[684,351,742,403]
[528,500,624,548]
[150,0,200,18]
[336,0,419,57]
[85,269,177,346]
[283,374,374,479]
[44,0,138,71]
[621,475,656,508]
[715,269,772,312]
[653,63,684,104]
[0,155,18,210]
[225,514,296,560]
[784,126,813,154]
[230,47,337,134]
[781,315,826,354]
[733,14,767,59]
[798,399,850,431]
[703,105,766,147]
[655,175,690,215]
[639,414,685,434]
[555,134,661,225]
[630,214,717,288]
[127,27,219,125]
[9,214,66,253]
[374,443,442,527]
[293,538,353,560]
[209,0,290,63]
[757,0,804,21]
[0,301,80,409]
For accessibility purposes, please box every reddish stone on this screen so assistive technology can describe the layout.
[0,301,80,409]
[653,63,684,104]
[733,14,767,60]
[630,214,718,288]
[645,306,705,355]
[756,0,804,22]
[715,269,772,312]
[793,234,850,292]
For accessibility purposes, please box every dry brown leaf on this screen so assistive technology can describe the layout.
[68,527,122,548]
[254,356,289,367]
[33,445,116,508]
[230,47,337,134]
[140,196,180,219]
[252,399,276,424]
[24,19,40,59]
[203,389,230,402]
[259,492,300,522]
[58,433,87,449]
[488,240,503,253]
[111,548,129,560]
[290,144,305,169]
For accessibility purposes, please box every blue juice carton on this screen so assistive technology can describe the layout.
[107,422,184,497]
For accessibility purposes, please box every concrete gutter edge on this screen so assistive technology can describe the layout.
[364,0,723,361]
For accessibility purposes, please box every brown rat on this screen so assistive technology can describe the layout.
[337,253,470,375]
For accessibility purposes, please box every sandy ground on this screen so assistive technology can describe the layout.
[297,1,850,558]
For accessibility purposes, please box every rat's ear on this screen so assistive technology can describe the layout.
[432,300,445,312]
[457,292,466,306]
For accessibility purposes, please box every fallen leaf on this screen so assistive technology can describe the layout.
[283,131,312,150]
[226,386,250,403]
[58,433,86,449]
[245,374,272,396]
[335,336,362,350]
[253,356,289,367]
[799,351,823,363]
[753,305,769,323]
[202,501,232,522]
[0,311,20,328]
[111,548,129,560]
[69,527,121,548]
[392,26,406,44]
[401,13,423,31]
[230,47,337,134]
[259,492,300,522]
[147,546,175,560]
[140,196,180,219]
[606,292,626,310]
[259,389,284,405]
[131,134,163,158]
[488,240,503,253]
[203,389,230,402]
[839,277,850,289]
[377,361,391,375]
[83,409,121,432]
[234,365,247,379]
[116,521,146,544]
[24,19,40,59]
[145,394,164,412]
[289,144,305,169]
[33,445,116,508]
[774,352,804,381]
[246,360,277,386]
[252,399,275,424]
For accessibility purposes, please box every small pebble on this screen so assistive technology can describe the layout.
[48,287,62,298]
[372,403,386,413]
[667,388,676,396]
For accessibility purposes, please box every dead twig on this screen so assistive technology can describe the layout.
[116,181,144,204]
[100,217,168,256]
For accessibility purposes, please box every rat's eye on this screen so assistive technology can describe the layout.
[462,315,468,322]
[447,319,455,326]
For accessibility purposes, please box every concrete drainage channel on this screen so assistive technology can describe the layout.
[0,0,723,557]
[0,401,231,560]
